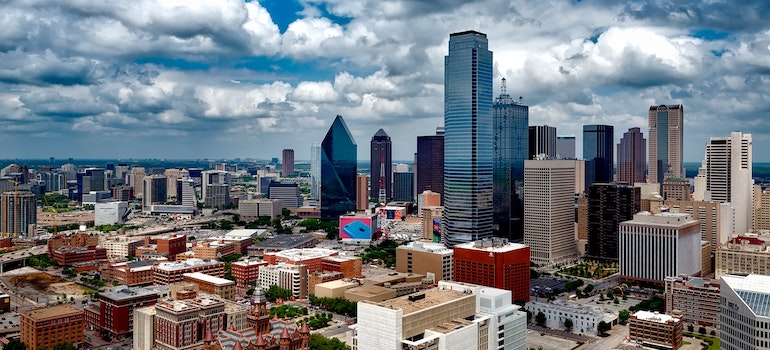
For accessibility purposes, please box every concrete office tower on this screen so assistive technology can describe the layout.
[703,132,753,235]
[129,167,146,197]
[619,212,701,286]
[268,181,302,209]
[443,30,494,246]
[310,142,321,200]
[524,160,576,265]
[1,190,36,237]
[416,128,444,202]
[176,177,195,207]
[649,104,684,184]
[528,125,556,160]
[142,175,167,211]
[370,129,392,201]
[356,175,368,211]
[583,125,614,188]
[76,167,106,204]
[320,115,357,220]
[617,127,646,185]
[282,148,294,176]
[758,190,770,231]
[393,172,414,202]
[201,170,229,208]
[164,169,182,201]
[720,274,770,350]
[556,135,576,159]
[493,79,529,241]
[666,200,731,259]
[586,183,640,260]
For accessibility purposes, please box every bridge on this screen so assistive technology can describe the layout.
[0,245,47,273]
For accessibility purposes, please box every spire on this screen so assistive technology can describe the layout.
[299,322,310,334]
[233,341,244,350]
[501,77,507,96]
[203,329,216,342]
[255,334,267,346]
[280,327,291,339]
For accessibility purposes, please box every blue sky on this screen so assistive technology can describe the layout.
[1,0,770,162]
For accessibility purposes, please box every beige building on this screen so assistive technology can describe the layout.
[716,233,770,278]
[665,200,732,258]
[420,206,443,240]
[396,242,454,282]
[314,279,359,299]
[101,236,143,259]
[662,179,690,201]
[648,104,684,184]
[182,272,236,301]
[345,284,398,302]
[757,189,770,231]
[664,275,720,328]
[629,310,683,350]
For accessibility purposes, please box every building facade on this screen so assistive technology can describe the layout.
[442,30,494,247]
[153,259,226,285]
[528,125,556,160]
[556,135,576,160]
[526,300,617,335]
[583,124,614,188]
[396,242,454,282]
[703,131,753,235]
[629,311,683,349]
[99,286,160,338]
[392,172,414,202]
[415,130,444,202]
[453,238,530,303]
[716,234,770,278]
[617,127,646,185]
[649,104,684,184]
[0,190,36,238]
[720,274,770,350]
[524,160,576,265]
[586,183,640,260]
[664,275,720,327]
[370,129,392,201]
[281,149,294,176]
[20,304,84,350]
[320,115,357,220]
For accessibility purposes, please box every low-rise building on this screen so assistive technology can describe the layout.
[629,311,684,350]
[153,258,225,285]
[99,285,160,338]
[526,300,618,335]
[51,245,108,265]
[154,297,226,350]
[258,263,308,299]
[183,272,236,301]
[101,236,144,260]
[314,279,360,299]
[107,260,159,286]
[262,248,338,271]
[193,241,239,260]
[308,270,344,294]
[716,233,770,278]
[20,304,84,350]
[664,275,720,328]
[231,259,268,289]
[248,235,317,257]
[396,241,453,282]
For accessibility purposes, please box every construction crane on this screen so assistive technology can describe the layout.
[42,193,58,236]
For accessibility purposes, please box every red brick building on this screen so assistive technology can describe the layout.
[20,304,84,350]
[156,234,187,261]
[453,238,530,303]
[231,259,268,288]
[51,245,107,265]
[98,286,160,338]
[321,256,362,278]
[106,260,159,286]
[47,233,99,255]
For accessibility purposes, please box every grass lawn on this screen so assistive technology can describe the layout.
[684,332,719,350]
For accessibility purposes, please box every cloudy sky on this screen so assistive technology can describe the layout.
[2,0,770,162]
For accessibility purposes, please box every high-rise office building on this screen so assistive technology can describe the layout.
[617,127,646,185]
[442,30,494,247]
[703,132,753,235]
[493,79,528,241]
[393,172,414,202]
[720,274,770,350]
[454,238,530,303]
[76,167,106,204]
[356,175,369,211]
[524,160,576,265]
[1,190,36,238]
[176,178,196,207]
[649,104,684,185]
[416,129,444,202]
[556,135,576,160]
[282,149,295,176]
[586,183,640,260]
[320,115,357,220]
[370,129,392,201]
[583,125,614,188]
[268,181,302,209]
[201,170,229,208]
[528,125,556,160]
[142,175,167,211]
[129,167,146,198]
[310,142,321,200]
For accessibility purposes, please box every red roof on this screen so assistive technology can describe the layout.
[730,236,765,245]
[280,327,291,339]
[233,341,244,350]
[203,330,215,342]
[255,334,267,346]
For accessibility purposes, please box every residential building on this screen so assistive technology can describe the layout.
[619,212,701,286]
[370,129,393,201]
[703,131,754,235]
[99,285,160,338]
[493,80,528,241]
[183,272,236,300]
[258,263,308,299]
[153,258,225,285]
[453,238,530,303]
[320,115,357,220]
[617,127,646,185]
[556,135,576,160]
[415,129,444,202]
[281,149,294,176]
[586,183,640,260]
[442,30,494,247]
[526,300,617,335]
[524,160,576,265]
[583,124,614,188]
[356,175,369,211]
[664,275,720,327]
[629,311,683,349]
[20,304,84,350]
[528,125,556,160]
[392,172,414,202]
[649,104,684,184]
[720,274,770,350]
[0,190,36,238]
[396,242,454,282]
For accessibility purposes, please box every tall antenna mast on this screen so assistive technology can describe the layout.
[501,77,507,96]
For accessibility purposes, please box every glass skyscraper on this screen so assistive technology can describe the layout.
[310,142,321,200]
[649,104,684,184]
[443,30,494,246]
[320,115,357,221]
[493,78,529,242]
[369,128,392,201]
[583,124,614,188]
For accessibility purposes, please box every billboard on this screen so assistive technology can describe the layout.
[339,216,374,240]
[432,218,441,242]
[381,206,406,221]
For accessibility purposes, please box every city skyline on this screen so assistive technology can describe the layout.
[1,1,770,161]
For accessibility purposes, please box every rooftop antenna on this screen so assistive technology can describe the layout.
[501,78,507,96]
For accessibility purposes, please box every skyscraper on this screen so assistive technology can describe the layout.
[310,142,321,200]
[528,125,556,160]
[443,30,494,246]
[556,135,576,159]
[142,175,167,211]
[76,168,106,204]
[649,104,684,184]
[356,175,368,211]
[703,131,753,235]
[586,183,640,260]
[393,172,414,202]
[369,129,392,202]
[320,115,357,221]
[524,160,576,265]
[617,127,647,184]
[281,149,294,176]
[493,78,528,241]
[583,124,614,188]
[1,190,36,237]
[416,129,444,202]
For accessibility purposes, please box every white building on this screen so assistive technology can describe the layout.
[526,300,618,335]
[257,263,308,299]
[524,160,577,265]
[94,201,129,226]
[619,212,701,285]
[720,274,770,350]
[177,177,196,207]
[133,306,156,350]
[101,236,143,259]
[701,131,753,235]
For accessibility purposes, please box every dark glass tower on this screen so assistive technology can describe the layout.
[493,79,529,242]
[443,30,494,246]
[583,124,614,188]
[320,115,357,221]
[586,183,639,260]
[393,172,415,202]
[528,125,556,160]
[416,129,444,202]
[617,127,646,184]
[369,129,392,201]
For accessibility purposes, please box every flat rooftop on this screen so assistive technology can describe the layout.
[252,234,316,250]
[225,229,266,238]
[634,310,679,323]
[366,271,425,285]
[155,258,222,271]
[454,239,528,253]
[626,212,698,227]
[101,286,159,301]
[317,279,359,289]
[24,304,81,320]
[370,288,470,316]
[183,272,234,286]
[428,318,474,334]
[399,242,453,255]
[266,248,338,261]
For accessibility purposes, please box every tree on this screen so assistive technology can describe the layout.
[535,311,546,326]
[613,297,619,304]
[698,326,707,335]
[597,321,611,336]
[583,284,594,294]
[308,333,350,350]
[618,310,630,325]
[687,324,694,333]
[606,290,614,299]
[710,330,716,336]
[265,285,292,302]
[3,339,26,350]
[564,318,573,331]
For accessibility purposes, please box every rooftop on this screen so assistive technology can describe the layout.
[454,238,528,253]
[266,248,338,261]
[183,272,235,286]
[225,229,266,238]
[232,259,268,267]
[252,234,316,250]
[101,286,159,301]
[626,212,698,227]
[399,242,453,255]
[316,279,359,289]
[155,258,222,271]
[723,274,770,317]
[633,310,680,324]
[366,288,471,315]
[427,318,474,334]
[23,304,81,320]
